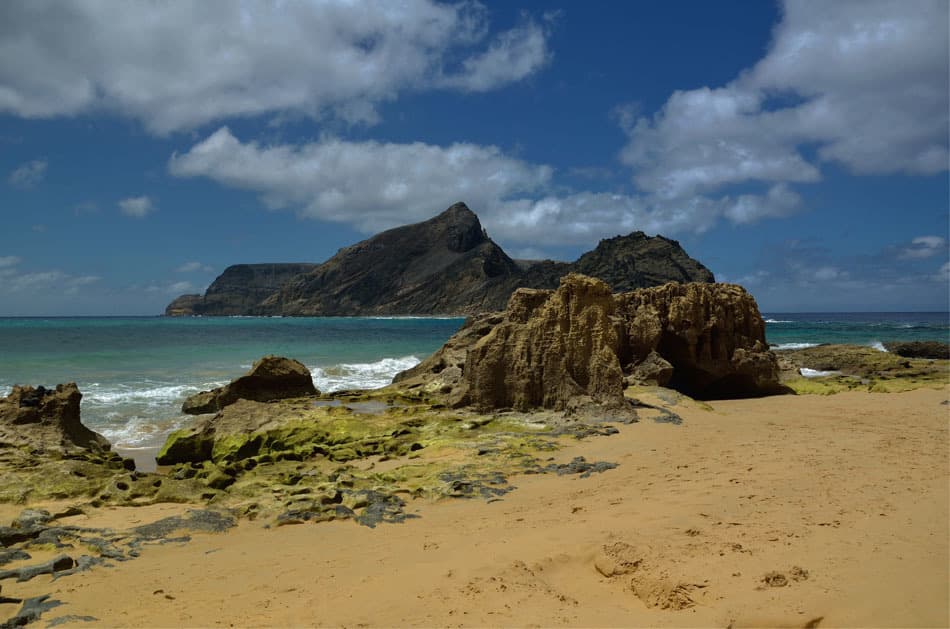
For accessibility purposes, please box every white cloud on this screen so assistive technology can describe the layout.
[7,159,47,188]
[146,280,195,295]
[438,19,550,92]
[0,256,101,295]
[169,126,553,235]
[168,281,194,294]
[176,261,214,273]
[118,196,155,218]
[935,261,950,283]
[168,127,819,248]
[620,0,948,213]
[722,184,802,224]
[899,235,947,259]
[0,1,550,134]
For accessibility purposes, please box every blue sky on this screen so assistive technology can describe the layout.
[1,0,947,315]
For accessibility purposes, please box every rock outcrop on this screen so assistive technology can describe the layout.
[617,282,780,399]
[883,341,950,359]
[398,274,783,405]
[460,277,628,412]
[182,356,318,415]
[166,203,714,316]
[0,383,111,453]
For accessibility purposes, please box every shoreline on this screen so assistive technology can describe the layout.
[2,385,948,627]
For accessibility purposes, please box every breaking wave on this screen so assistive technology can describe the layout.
[799,368,842,378]
[772,342,820,350]
[311,355,421,392]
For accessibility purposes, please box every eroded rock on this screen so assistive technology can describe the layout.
[0,384,111,454]
[618,282,782,398]
[403,274,783,407]
[182,356,318,415]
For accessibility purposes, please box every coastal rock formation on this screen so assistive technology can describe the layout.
[165,263,317,316]
[775,344,950,394]
[617,282,780,398]
[0,383,111,453]
[460,276,628,412]
[166,203,714,316]
[399,274,782,405]
[883,341,950,360]
[182,356,318,415]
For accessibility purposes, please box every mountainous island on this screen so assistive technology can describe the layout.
[166,202,714,316]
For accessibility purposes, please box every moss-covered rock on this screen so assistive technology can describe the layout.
[156,427,213,465]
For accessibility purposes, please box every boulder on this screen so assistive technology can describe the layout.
[403,274,783,407]
[0,383,111,453]
[182,356,318,415]
[626,351,674,387]
[883,341,949,360]
[617,282,781,398]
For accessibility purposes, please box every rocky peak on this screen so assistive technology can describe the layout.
[165,203,716,317]
[573,231,715,292]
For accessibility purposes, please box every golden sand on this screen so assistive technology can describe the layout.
[3,387,948,628]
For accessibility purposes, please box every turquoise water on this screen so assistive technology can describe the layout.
[0,316,464,449]
[763,312,949,349]
[0,312,946,450]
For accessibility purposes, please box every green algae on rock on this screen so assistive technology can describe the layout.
[181,355,318,415]
[776,344,949,394]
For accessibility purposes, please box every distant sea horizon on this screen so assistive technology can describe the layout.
[1,312,947,455]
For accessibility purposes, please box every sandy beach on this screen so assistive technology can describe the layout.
[3,385,947,628]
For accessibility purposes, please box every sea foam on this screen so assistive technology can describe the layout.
[772,342,820,350]
[799,368,841,378]
[311,355,421,392]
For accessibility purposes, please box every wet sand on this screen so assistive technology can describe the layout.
[4,386,948,628]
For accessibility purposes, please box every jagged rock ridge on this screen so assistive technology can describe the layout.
[166,203,714,316]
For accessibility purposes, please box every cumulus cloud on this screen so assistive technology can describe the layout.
[0,256,100,294]
[620,0,948,213]
[118,196,155,218]
[438,19,550,91]
[0,1,550,134]
[899,235,947,259]
[7,159,47,188]
[169,127,823,248]
[169,126,553,235]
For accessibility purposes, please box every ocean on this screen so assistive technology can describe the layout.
[0,312,947,453]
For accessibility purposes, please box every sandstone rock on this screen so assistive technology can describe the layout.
[408,274,783,407]
[0,383,111,453]
[617,282,781,399]
[627,351,674,387]
[181,356,318,415]
[883,341,949,359]
[457,275,628,412]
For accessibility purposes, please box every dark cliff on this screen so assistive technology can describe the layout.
[166,202,715,316]
[165,263,317,316]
